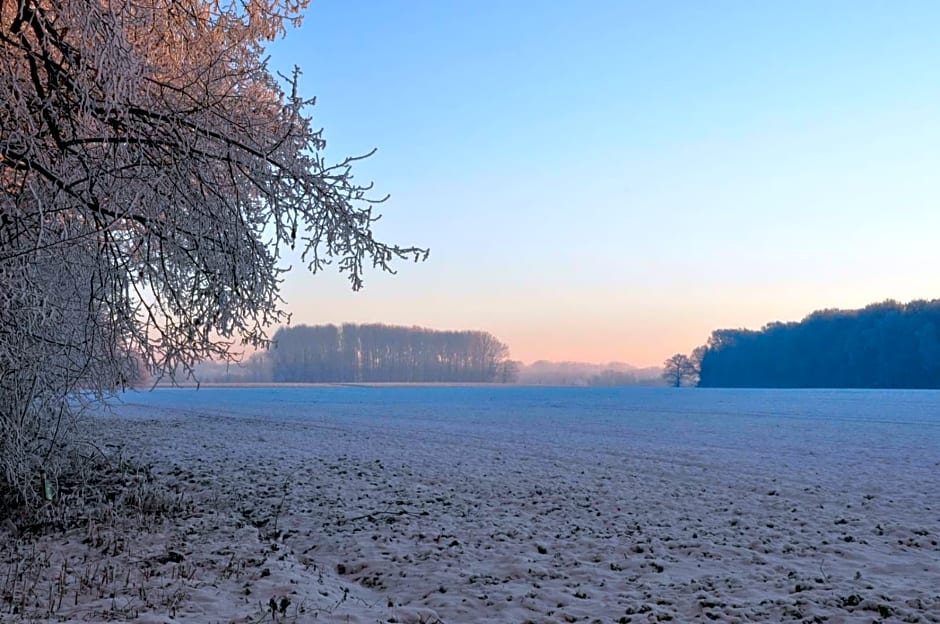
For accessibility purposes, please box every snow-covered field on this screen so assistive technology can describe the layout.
[3,387,939,623]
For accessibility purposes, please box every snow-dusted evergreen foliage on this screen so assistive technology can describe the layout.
[0,0,424,514]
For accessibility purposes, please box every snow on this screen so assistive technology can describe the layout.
[3,387,939,622]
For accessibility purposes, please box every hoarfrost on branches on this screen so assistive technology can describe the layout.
[0,0,426,514]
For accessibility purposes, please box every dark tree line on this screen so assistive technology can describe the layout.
[697,300,940,388]
[267,324,516,383]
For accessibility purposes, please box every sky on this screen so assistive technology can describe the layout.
[265,1,940,367]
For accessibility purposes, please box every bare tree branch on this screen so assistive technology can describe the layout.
[0,0,426,516]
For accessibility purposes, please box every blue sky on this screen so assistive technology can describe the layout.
[266,1,940,366]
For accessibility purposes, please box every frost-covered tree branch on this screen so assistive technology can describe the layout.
[0,0,426,514]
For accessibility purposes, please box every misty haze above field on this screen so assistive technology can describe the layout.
[178,323,664,386]
[190,357,664,387]
[516,361,662,387]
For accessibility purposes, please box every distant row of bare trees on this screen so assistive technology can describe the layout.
[203,324,518,383]
[271,324,515,383]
